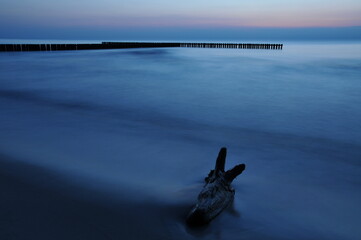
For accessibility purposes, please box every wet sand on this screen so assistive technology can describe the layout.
[0,154,188,240]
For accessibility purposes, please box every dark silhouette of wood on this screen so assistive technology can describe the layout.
[225,164,245,183]
[215,147,226,173]
[187,147,246,227]
[0,42,283,52]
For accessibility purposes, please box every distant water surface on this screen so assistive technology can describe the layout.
[0,42,360,240]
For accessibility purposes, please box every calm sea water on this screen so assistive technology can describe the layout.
[0,42,361,239]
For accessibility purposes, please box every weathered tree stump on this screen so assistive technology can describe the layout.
[186,147,246,226]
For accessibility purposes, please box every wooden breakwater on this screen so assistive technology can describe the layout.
[179,43,282,49]
[0,42,283,52]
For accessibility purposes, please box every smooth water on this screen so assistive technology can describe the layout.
[0,42,361,239]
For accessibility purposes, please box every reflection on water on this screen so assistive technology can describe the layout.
[0,43,361,240]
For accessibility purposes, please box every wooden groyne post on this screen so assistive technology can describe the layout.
[179,43,282,50]
[0,42,283,52]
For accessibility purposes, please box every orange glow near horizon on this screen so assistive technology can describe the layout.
[0,0,360,29]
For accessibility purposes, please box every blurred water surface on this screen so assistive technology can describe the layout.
[0,42,361,239]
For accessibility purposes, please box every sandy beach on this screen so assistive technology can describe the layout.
[0,153,191,240]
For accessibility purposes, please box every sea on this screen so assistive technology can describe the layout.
[0,40,360,240]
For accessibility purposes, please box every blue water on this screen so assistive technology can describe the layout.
[0,42,361,239]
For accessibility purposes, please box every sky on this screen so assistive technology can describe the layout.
[0,0,361,41]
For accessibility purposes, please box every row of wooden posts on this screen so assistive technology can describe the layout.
[0,42,283,52]
[180,43,282,49]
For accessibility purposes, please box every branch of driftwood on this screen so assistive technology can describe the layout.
[186,147,246,226]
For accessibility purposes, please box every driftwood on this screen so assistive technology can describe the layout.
[186,147,246,226]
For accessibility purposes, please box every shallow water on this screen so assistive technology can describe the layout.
[0,42,361,239]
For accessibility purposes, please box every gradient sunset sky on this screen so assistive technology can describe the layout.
[1,0,361,40]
